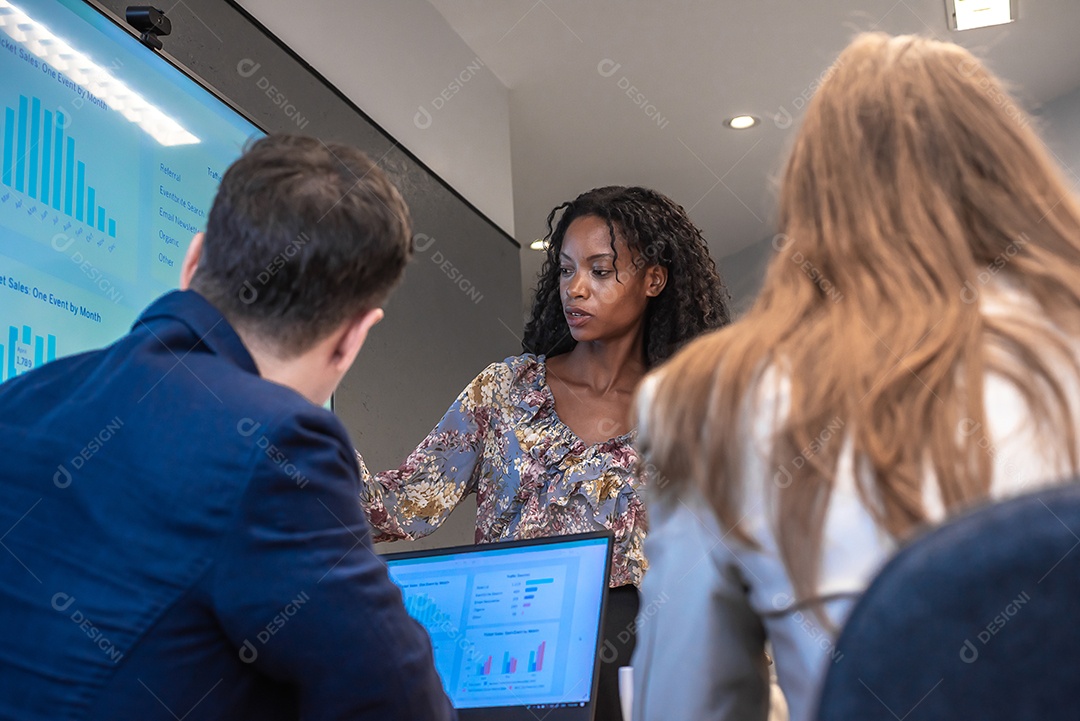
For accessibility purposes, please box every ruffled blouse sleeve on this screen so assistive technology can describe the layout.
[356,363,509,542]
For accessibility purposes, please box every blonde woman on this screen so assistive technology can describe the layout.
[631,33,1080,721]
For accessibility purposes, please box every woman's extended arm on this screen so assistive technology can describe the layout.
[356,362,507,542]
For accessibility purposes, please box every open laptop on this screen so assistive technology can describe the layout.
[383,531,613,721]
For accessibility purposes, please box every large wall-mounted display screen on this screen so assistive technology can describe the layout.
[0,0,261,382]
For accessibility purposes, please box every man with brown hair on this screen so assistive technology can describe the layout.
[0,134,455,720]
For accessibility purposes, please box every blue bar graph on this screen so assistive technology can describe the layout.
[2,107,12,186]
[64,137,74,215]
[1,324,58,382]
[404,594,455,629]
[5,326,14,380]
[28,97,40,199]
[41,110,52,205]
[1,96,119,236]
[52,112,63,209]
[75,161,85,221]
[524,576,553,595]
[15,95,27,192]
[32,333,57,367]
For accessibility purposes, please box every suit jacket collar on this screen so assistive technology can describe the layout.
[134,290,259,376]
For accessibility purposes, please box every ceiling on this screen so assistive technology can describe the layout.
[425,0,1080,290]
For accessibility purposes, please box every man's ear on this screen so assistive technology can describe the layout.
[645,264,668,298]
[179,233,205,290]
[331,308,385,373]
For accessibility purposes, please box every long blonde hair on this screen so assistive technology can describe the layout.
[638,33,1080,605]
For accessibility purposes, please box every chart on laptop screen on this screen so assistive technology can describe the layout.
[386,536,609,711]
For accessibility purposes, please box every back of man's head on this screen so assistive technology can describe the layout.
[190,134,412,356]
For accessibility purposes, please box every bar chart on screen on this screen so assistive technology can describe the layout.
[460,623,561,697]
[406,592,458,630]
[0,321,57,382]
[3,95,120,240]
[455,565,574,701]
[0,89,139,290]
[384,536,609,712]
[468,566,567,624]
[0,0,261,386]
[475,639,549,676]
[0,254,131,385]
[394,573,471,694]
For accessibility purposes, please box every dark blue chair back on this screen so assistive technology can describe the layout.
[816,482,1080,720]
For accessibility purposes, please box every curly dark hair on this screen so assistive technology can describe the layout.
[522,186,731,367]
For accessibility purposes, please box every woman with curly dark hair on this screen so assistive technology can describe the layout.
[357,185,729,720]
[525,185,730,365]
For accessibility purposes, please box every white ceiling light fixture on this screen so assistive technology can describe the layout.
[724,115,759,130]
[530,238,548,251]
[0,0,199,146]
[946,0,1017,31]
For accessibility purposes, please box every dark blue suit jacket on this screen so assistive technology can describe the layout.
[0,291,455,720]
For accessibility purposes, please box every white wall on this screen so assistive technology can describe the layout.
[235,0,515,237]
[1038,84,1080,189]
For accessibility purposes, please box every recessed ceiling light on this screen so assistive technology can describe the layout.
[530,238,548,251]
[946,0,1016,31]
[725,115,759,130]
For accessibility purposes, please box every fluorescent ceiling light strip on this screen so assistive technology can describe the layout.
[0,0,199,146]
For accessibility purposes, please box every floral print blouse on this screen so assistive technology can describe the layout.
[356,353,647,588]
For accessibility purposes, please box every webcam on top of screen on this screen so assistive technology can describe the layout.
[125,6,171,51]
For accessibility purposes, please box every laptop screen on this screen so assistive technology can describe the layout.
[383,532,612,721]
